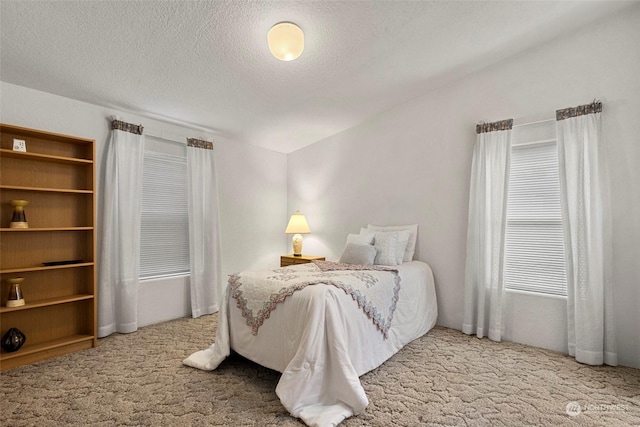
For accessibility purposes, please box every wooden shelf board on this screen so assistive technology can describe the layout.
[0,294,93,313]
[1,123,94,144]
[0,148,93,164]
[0,334,94,361]
[0,227,93,232]
[0,184,93,194]
[0,262,94,274]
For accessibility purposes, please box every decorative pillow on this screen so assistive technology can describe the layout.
[373,231,399,266]
[373,230,409,265]
[347,232,375,246]
[368,224,418,262]
[338,243,377,265]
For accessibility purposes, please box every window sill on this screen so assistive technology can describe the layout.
[505,288,567,300]
[139,272,190,282]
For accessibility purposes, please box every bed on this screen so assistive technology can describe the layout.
[184,226,438,427]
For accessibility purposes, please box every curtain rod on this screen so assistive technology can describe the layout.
[110,112,218,140]
[512,118,555,128]
[111,115,213,145]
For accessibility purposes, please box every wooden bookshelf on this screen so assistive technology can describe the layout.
[0,123,97,370]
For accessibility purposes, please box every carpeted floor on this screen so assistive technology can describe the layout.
[1,314,638,426]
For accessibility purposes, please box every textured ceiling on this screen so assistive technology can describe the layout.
[0,1,630,153]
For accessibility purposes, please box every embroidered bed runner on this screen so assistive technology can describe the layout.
[229,261,401,338]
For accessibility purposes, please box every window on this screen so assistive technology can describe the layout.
[139,137,190,279]
[504,121,567,296]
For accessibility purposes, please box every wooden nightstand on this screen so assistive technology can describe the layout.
[281,254,325,267]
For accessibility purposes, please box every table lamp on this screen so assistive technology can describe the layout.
[285,210,310,256]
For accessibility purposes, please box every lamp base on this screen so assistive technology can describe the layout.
[291,233,304,257]
[6,299,25,308]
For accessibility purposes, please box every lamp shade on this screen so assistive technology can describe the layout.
[268,22,304,61]
[285,210,310,234]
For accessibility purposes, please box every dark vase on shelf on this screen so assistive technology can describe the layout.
[1,328,26,352]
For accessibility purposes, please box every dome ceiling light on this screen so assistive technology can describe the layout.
[267,22,304,61]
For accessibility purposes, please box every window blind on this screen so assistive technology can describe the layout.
[139,146,190,279]
[504,122,567,296]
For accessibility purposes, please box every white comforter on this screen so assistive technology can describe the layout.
[183,261,438,426]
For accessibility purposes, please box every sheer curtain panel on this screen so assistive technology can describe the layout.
[98,119,145,337]
[463,119,513,341]
[187,139,222,318]
[556,102,617,366]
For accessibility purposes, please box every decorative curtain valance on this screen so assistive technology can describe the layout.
[476,119,513,134]
[556,101,602,121]
[187,138,214,150]
[111,119,144,135]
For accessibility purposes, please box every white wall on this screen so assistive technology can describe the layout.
[0,82,288,327]
[288,6,640,368]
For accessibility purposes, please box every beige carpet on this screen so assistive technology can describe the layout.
[1,314,638,426]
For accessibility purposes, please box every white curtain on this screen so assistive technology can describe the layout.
[187,139,222,318]
[556,102,617,366]
[462,119,512,341]
[98,120,145,337]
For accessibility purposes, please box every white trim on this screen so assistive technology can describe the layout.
[505,288,568,300]
[512,118,555,128]
[139,272,191,282]
[511,138,556,148]
[145,129,187,144]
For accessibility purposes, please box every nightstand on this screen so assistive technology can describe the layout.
[281,254,325,267]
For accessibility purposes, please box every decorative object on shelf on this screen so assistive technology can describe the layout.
[42,260,84,267]
[9,199,29,229]
[12,138,27,152]
[268,22,304,61]
[1,327,26,353]
[285,210,311,256]
[6,278,26,307]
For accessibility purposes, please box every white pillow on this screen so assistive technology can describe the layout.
[338,243,376,265]
[358,228,376,241]
[368,224,418,262]
[373,231,399,266]
[347,232,375,246]
[373,230,409,264]
[394,229,411,264]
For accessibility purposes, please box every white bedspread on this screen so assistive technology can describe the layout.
[183,261,438,427]
[229,261,401,338]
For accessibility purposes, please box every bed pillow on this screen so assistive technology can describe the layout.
[358,228,376,242]
[372,231,399,266]
[347,232,375,246]
[393,229,410,264]
[338,242,377,265]
[370,229,410,264]
[368,224,418,262]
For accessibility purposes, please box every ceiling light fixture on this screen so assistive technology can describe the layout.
[268,22,304,61]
